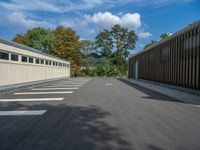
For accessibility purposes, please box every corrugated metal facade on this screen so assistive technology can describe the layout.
[128,21,200,90]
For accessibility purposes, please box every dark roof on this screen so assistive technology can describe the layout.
[0,38,68,62]
[129,20,200,59]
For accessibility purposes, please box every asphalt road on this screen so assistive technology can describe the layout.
[0,78,200,150]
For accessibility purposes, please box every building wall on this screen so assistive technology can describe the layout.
[0,42,70,86]
[129,21,200,90]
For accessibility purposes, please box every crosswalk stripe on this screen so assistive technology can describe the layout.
[13,91,74,95]
[0,98,64,102]
[31,87,79,90]
[0,110,47,116]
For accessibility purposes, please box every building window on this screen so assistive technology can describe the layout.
[49,61,52,65]
[41,59,44,64]
[53,61,56,66]
[36,58,40,64]
[0,51,9,60]
[11,54,18,61]
[22,56,28,62]
[29,57,34,63]
[46,60,49,65]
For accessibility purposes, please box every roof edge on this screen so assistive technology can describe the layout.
[0,38,69,62]
[129,20,200,59]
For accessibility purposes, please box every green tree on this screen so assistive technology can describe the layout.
[13,27,54,53]
[95,29,113,58]
[143,33,171,50]
[52,26,81,76]
[160,33,170,40]
[80,40,96,58]
[111,25,137,59]
[111,25,137,75]
[95,25,137,76]
[144,40,157,49]
[80,40,96,72]
[13,34,28,44]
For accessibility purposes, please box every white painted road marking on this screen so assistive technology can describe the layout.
[0,98,64,102]
[56,83,86,85]
[50,83,85,85]
[0,110,47,116]
[31,87,79,90]
[105,83,113,86]
[43,85,83,87]
[13,91,74,95]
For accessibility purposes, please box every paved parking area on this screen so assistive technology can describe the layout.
[0,78,200,150]
[0,77,91,116]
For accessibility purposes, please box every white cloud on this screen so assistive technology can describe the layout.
[0,0,197,13]
[60,12,152,39]
[0,0,107,13]
[7,12,53,29]
[0,0,62,13]
[138,32,152,39]
[168,33,173,36]
[85,12,141,30]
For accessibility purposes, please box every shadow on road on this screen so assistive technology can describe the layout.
[0,102,133,150]
[117,78,185,104]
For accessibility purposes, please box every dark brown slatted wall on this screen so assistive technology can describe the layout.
[196,27,200,89]
[128,21,200,90]
[189,28,193,88]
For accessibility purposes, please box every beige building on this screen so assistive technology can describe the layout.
[0,38,70,87]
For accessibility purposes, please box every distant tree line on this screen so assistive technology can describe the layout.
[13,25,138,77]
[79,25,138,77]
[13,26,81,76]
[13,24,170,77]
[143,33,171,49]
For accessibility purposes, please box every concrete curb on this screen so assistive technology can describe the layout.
[120,78,200,105]
[139,79,200,96]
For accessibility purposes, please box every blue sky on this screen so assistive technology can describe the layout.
[0,0,199,53]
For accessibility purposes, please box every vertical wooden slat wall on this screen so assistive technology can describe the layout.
[128,21,200,90]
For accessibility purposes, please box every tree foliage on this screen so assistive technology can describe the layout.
[13,26,82,76]
[144,40,157,49]
[13,27,54,53]
[13,24,138,77]
[160,33,170,40]
[95,24,138,76]
[80,40,96,58]
[143,33,171,50]
[95,30,113,58]
[52,26,81,76]
[13,34,28,44]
